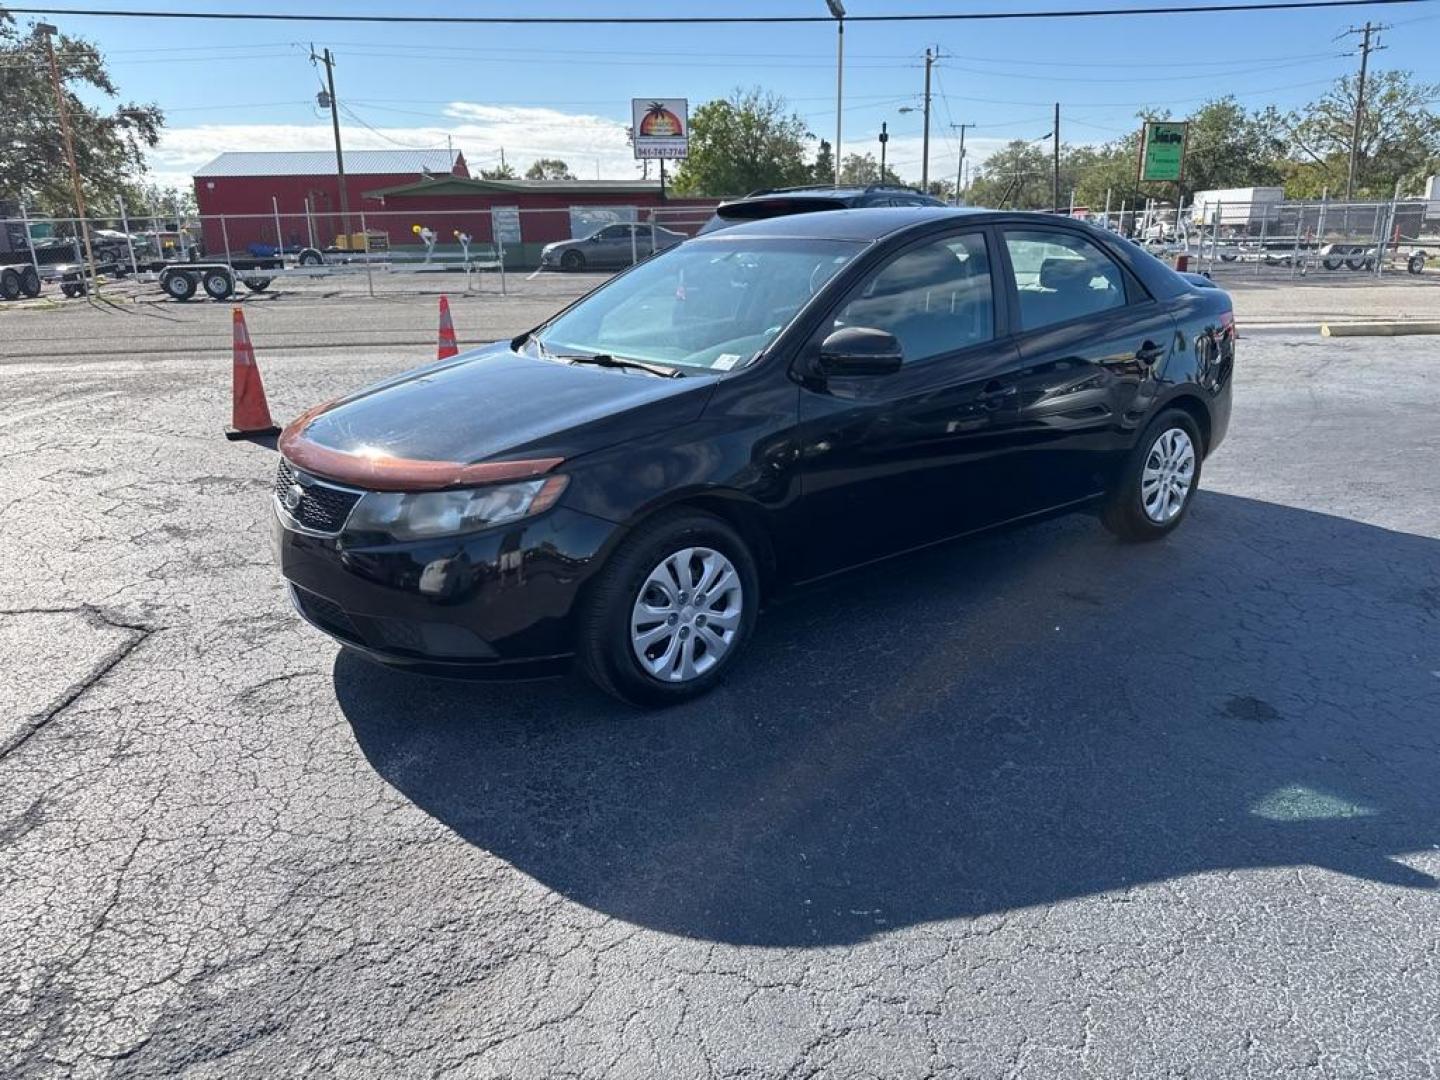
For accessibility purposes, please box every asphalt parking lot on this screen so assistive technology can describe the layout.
[1,289,1437,1078]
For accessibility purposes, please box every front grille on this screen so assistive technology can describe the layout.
[275,458,363,534]
[291,586,364,644]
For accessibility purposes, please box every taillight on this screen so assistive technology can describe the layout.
[1219,310,1236,340]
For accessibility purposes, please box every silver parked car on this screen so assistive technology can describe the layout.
[539,222,687,271]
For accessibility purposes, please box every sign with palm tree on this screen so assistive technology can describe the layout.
[631,98,689,160]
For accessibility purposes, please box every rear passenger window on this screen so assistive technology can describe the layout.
[831,233,993,364]
[1003,229,1127,331]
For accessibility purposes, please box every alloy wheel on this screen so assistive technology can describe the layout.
[1141,427,1196,523]
[630,546,743,682]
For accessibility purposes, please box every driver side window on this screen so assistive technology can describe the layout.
[831,233,994,364]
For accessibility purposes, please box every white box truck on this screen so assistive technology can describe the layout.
[1190,187,1285,232]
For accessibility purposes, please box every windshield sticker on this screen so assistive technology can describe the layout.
[713,354,742,371]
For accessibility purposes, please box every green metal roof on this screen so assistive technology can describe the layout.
[365,175,665,199]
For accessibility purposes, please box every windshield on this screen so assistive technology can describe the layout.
[534,237,863,372]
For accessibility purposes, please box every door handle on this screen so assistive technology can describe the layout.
[1135,340,1165,366]
[978,380,1018,408]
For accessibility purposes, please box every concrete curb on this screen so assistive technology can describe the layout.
[1321,321,1440,337]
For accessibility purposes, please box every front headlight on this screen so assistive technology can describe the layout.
[344,475,568,541]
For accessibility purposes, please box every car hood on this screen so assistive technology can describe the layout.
[280,342,713,490]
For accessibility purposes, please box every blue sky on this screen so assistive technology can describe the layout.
[39,0,1440,188]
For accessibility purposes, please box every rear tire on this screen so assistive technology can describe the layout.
[18,266,41,297]
[202,269,234,300]
[243,277,272,292]
[0,268,20,301]
[578,510,759,707]
[1102,409,1204,543]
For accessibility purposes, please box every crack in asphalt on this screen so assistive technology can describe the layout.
[0,605,161,763]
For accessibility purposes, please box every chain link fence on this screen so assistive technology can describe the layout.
[1079,195,1438,281]
[5,193,1436,305]
[1,201,718,303]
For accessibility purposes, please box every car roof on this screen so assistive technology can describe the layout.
[692,205,1000,242]
[739,183,931,199]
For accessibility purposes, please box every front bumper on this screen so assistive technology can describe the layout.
[275,504,619,677]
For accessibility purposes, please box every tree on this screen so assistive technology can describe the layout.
[811,139,835,185]
[838,152,901,187]
[479,161,517,181]
[1287,70,1440,198]
[966,140,1054,209]
[0,9,164,215]
[118,181,196,221]
[671,88,814,197]
[525,158,575,181]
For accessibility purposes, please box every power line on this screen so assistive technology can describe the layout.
[933,73,1345,108]
[4,0,1431,24]
[338,103,443,149]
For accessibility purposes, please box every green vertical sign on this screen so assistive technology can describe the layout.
[1139,121,1188,183]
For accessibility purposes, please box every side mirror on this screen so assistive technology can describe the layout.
[818,326,903,376]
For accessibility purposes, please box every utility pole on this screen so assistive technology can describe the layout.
[311,46,351,239]
[1343,22,1385,200]
[1052,102,1061,214]
[37,24,98,294]
[827,0,846,185]
[952,122,972,206]
[921,47,934,191]
[879,121,889,179]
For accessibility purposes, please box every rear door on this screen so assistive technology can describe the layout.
[995,224,1175,513]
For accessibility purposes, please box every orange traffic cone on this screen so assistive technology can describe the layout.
[437,294,459,360]
[225,307,281,440]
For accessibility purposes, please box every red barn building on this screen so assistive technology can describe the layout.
[192,149,468,253]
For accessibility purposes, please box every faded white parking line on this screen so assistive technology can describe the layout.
[0,390,122,427]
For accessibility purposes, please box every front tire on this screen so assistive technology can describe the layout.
[163,271,197,301]
[578,510,759,707]
[1102,409,1203,542]
[561,249,585,271]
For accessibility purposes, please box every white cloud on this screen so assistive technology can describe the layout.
[148,105,1023,194]
[147,103,641,188]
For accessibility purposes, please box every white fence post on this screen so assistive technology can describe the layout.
[117,194,139,275]
[359,209,375,298]
[18,201,43,283]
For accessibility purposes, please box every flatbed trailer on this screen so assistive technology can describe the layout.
[1,258,124,300]
[151,242,506,300]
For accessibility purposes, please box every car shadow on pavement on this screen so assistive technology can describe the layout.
[334,492,1440,947]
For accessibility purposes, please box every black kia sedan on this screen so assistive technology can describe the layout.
[274,207,1233,705]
